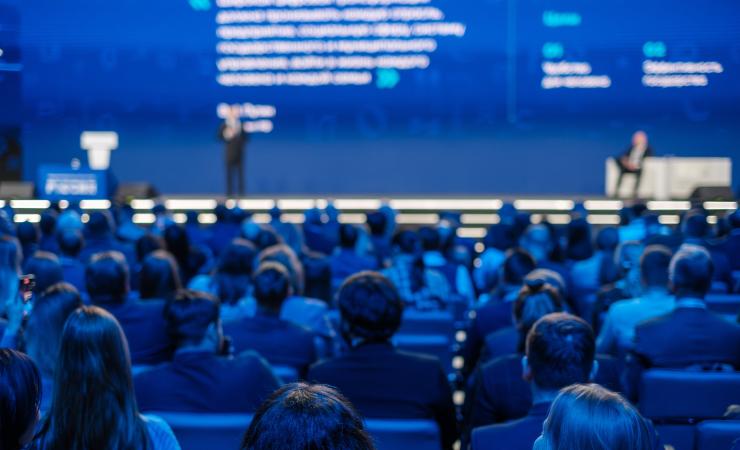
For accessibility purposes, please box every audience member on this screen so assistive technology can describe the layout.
[625,244,740,399]
[86,251,171,365]
[0,349,41,450]
[533,384,655,450]
[38,209,59,254]
[163,223,210,284]
[240,383,375,450]
[56,228,86,292]
[79,211,135,266]
[16,222,39,265]
[138,250,182,301]
[224,262,318,377]
[330,224,376,291]
[33,306,180,449]
[22,282,83,412]
[419,226,474,302]
[23,251,64,295]
[308,272,457,449]
[597,245,674,357]
[471,313,598,450]
[135,290,279,412]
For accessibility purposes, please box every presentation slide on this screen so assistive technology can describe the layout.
[5,0,740,194]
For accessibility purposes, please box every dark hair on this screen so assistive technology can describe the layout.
[595,227,619,251]
[241,382,375,450]
[163,224,191,274]
[165,290,220,348]
[139,250,182,300]
[513,282,563,350]
[501,248,537,285]
[417,226,440,251]
[86,211,115,236]
[339,224,359,249]
[640,245,672,288]
[23,283,83,378]
[392,230,419,255]
[366,211,387,237]
[524,269,567,299]
[338,271,403,343]
[0,349,41,450]
[213,239,257,304]
[38,306,150,450]
[682,210,709,239]
[56,228,83,257]
[86,251,130,304]
[566,218,594,261]
[669,244,714,298]
[16,222,39,246]
[23,251,63,295]
[259,244,304,296]
[135,234,165,263]
[540,384,654,450]
[526,313,595,390]
[253,262,291,311]
[252,226,282,251]
[39,210,58,236]
[302,252,332,302]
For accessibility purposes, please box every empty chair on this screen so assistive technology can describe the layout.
[153,412,253,450]
[695,420,740,450]
[705,294,740,316]
[365,419,441,450]
[394,310,457,372]
[639,370,740,450]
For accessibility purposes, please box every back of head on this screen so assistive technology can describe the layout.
[214,239,257,303]
[23,251,63,295]
[135,233,165,262]
[44,305,148,449]
[366,211,387,237]
[86,251,129,304]
[241,382,375,450]
[24,283,83,378]
[418,226,440,252]
[670,244,714,298]
[339,223,359,249]
[514,282,563,340]
[139,250,182,300]
[338,272,402,343]
[57,228,84,257]
[259,244,304,295]
[524,269,567,300]
[253,262,291,312]
[86,211,114,237]
[640,245,672,288]
[0,349,41,450]
[39,210,57,236]
[392,230,419,255]
[682,210,709,239]
[502,248,537,286]
[16,222,39,245]
[566,218,593,261]
[595,227,619,251]
[537,384,653,450]
[165,290,220,349]
[163,224,190,263]
[525,313,595,390]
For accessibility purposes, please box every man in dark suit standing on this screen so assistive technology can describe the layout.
[471,313,598,450]
[308,271,458,450]
[219,104,248,196]
[625,244,740,400]
[134,290,280,412]
[613,130,653,198]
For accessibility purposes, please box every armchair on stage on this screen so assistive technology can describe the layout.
[605,156,732,200]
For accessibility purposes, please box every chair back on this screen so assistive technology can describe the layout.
[695,420,740,450]
[365,418,441,450]
[152,411,253,450]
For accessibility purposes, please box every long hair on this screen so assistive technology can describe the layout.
[37,306,150,450]
[540,384,654,450]
[139,250,182,300]
[212,239,257,304]
[0,236,21,307]
[0,349,41,450]
[241,383,375,450]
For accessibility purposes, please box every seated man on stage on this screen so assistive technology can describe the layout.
[613,130,653,198]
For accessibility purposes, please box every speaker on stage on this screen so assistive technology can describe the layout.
[689,186,735,202]
[116,183,158,200]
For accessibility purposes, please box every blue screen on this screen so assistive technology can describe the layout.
[4,0,740,194]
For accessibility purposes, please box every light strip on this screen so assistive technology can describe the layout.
[703,201,737,211]
[277,199,316,210]
[280,213,306,223]
[238,199,276,210]
[80,199,111,210]
[0,200,5,208]
[587,215,621,225]
[513,199,574,210]
[546,214,571,224]
[457,227,487,238]
[396,213,439,224]
[132,213,156,224]
[9,200,50,209]
[173,213,187,224]
[584,200,623,211]
[460,214,499,225]
[333,199,383,210]
[658,215,681,225]
[13,214,40,223]
[647,201,691,211]
[389,199,502,210]
[198,213,217,224]
[250,213,271,223]
[164,199,218,210]
[130,199,155,210]
[338,213,367,224]
[707,216,718,224]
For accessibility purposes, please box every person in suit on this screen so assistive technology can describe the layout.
[471,313,599,450]
[613,130,653,198]
[134,290,280,413]
[307,271,457,450]
[219,104,248,196]
[625,244,740,400]
[224,262,318,378]
[86,251,172,365]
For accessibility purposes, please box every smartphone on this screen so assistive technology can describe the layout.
[18,274,35,303]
